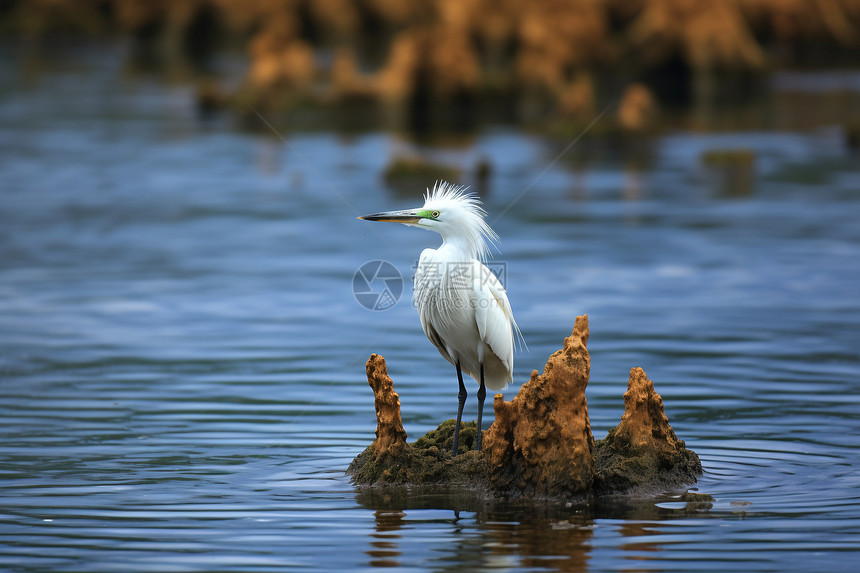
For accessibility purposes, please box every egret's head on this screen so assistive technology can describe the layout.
[359,181,498,260]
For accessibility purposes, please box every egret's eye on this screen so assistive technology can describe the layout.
[431,210,440,218]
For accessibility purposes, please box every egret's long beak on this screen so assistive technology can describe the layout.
[358,209,421,224]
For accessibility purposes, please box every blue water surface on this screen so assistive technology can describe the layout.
[1,43,859,572]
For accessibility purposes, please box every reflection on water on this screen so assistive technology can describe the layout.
[367,510,405,567]
[1,42,860,572]
[353,489,728,571]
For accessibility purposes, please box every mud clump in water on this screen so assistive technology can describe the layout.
[483,315,594,497]
[348,316,702,499]
[593,367,702,494]
[347,355,490,489]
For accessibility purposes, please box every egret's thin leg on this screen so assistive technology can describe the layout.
[476,364,486,451]
[452,360,467,457]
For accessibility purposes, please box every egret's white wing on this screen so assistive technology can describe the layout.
[414,250,521,389]
[420,312,454,365]
[472,260,516,389]
[414,248,457,367]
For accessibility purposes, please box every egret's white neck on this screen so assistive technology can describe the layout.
[437,232,484,263]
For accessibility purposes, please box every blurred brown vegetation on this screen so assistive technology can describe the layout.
[3,0,860,129]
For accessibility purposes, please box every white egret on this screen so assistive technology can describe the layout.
[359,181,522,456]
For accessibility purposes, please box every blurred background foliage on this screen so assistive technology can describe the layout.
[3,0,860,134]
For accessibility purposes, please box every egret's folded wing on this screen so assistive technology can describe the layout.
[472,261,515,376]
